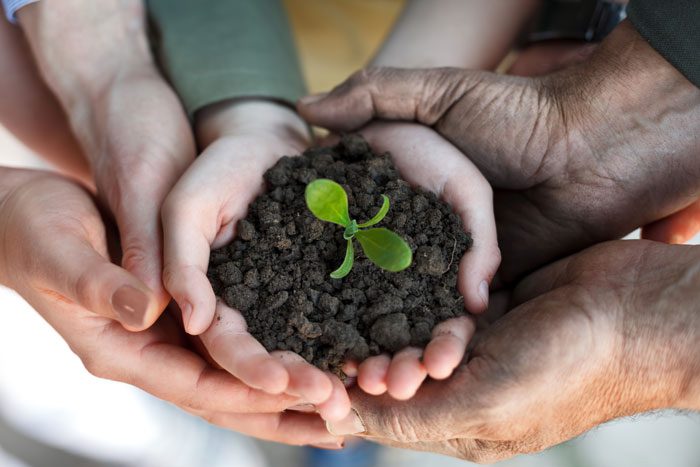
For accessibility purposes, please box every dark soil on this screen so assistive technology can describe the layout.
[208,135,472,376]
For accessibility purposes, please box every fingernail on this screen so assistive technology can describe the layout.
[311,441,345,450]
[478,280,489,308]
[182,302,193,331]
[287,403,317,413]
[326,408,365,436]
[112,285,149,328]
[299,92,328,105]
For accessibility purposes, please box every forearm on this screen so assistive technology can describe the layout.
[620,245,700,413]
[17,1,151,107]
[372,0,540,69]
[16,1,154,165]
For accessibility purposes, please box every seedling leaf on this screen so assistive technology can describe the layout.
[355,228,412,272]
[357,195,390,228]
[305,179,351,226]
[330,239,355,279]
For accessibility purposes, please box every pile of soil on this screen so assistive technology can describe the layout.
[207,135,472,376]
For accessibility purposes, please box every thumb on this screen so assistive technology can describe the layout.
[326,384,464,442]
[40,234,160,331]
[116,206,170,310]
[297,67,484,132]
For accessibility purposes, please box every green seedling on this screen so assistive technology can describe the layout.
[305,178,413,279]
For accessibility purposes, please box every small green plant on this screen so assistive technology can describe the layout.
[305,178,413,279]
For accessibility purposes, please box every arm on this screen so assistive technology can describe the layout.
[17,0,195,314]
[150,0,354,428]
[147,0,306,117]
[372,0,540,69]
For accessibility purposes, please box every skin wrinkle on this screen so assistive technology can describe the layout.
[420,69,479,126]
[519,85,552,186]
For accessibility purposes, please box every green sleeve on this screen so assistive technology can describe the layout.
[627,0,700,88]
[147,0,306,117]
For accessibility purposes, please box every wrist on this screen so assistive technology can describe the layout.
[549,21,700,130]
[617,245,700,413]
[195,99,310,150]
[18,1,152,105]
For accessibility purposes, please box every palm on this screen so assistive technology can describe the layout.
[348,240,699,462]
[341,122,499,399]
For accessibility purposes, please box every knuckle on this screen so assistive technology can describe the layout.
[160,263,179,290]
[121,241,151,272]
[380,408,424,443]
[80,353,111,379]
[74,267,99,309]
[347,68,372,88]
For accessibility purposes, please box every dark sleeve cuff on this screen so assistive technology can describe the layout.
[627,0,700,88]
[147,0,306,117]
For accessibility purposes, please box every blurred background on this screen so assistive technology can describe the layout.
[2,1,700,465]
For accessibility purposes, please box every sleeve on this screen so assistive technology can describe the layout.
[2,0,39,22]
[146,0,306,117]
[627,0,700,88]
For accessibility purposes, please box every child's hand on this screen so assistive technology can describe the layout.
[346,122,500,400]
[161,100,350,421]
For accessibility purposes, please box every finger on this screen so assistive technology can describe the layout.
[385,347,428,400]
[58,315,300,415]
[39,233,159,331]
[161,189,219,335]
[360,123,500,313]
[298,67,480,131]
[342,360,359,378]
[642,200,700,244]
[200,302,289,395]
[328,362,488,438]
[423,316,475,380]
[447,170,500,313]
[315,372,352,422]
[112,182,173,313]
[197,411,342,447]
[357,354,391,395]
[272,351,333,405]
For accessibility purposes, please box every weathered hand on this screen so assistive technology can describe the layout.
[299,21,700,284]
[18,0,195,317]
[0,168,342,447]
[339,122,498,400]
[161,100,350,421]
[327,240,700,462]
[508,40,700,245]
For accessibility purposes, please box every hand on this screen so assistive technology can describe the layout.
[338,122,498,400]
[298,21,700,283]
[18,0,195,318]
[0,168,344,447]
[161,100,351,421]
[327,240,700,462]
